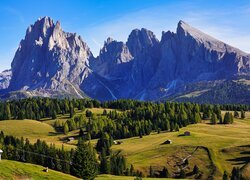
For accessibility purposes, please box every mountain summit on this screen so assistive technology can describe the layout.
[1,18,249,103]
[8,16,94,98]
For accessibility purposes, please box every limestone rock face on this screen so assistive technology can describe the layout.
[8,17,94,98]
[0,70,12,90]
[2,18,250,103]
[142,21,250,100]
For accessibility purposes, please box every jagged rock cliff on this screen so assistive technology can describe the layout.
[8,16,94,98]
[2,17,249,103]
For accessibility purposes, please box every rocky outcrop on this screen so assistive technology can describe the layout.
[2,17,250,103]
[8,16,94,98]
[0,70,12,90]
[142,21,250,100]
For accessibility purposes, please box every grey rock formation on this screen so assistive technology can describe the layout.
[142,21,250,100]
[2,17,250,103]
[0,70,12,90]
[8,16,94,98]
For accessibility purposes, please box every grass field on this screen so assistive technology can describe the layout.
[0,160,181,180]
[0,110,249,179]
[96,174,179,180]
[0,120,75,150]
[0,160,79,180]
[112,112,250,179]
[0,108,116,150]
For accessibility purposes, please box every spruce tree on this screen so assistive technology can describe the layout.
[223,171,229,180]
[100,148,109,174]
[211,113,217,125]
[160,166,169,178]
[241,110,245,119]
[193,165,199,174]
[223,112,230,124]
[233,111,239,118]
[63,123,69,134]
[71,140,98,179]
[4,103,11,120]
[179,169,186,178]
[130,164,134,176]
[149,166,154,177]
[51,110,57,119]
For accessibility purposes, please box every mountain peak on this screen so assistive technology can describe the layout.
[127,28,158,54]
[105,37,114,45]
[177,20,222,44]
[177,20,201,35]
[26,16,55,38]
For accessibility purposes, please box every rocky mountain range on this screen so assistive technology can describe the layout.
[0,17,249,103]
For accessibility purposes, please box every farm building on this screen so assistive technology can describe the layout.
[68,137,74,142]
[163,140,172,144]
[113,140,123,145]
[184,131,191,136]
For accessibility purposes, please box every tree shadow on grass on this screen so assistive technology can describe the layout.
[48,132,62,136]
[226,144,250,165]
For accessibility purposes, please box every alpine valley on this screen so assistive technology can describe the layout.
[0,16,249,103]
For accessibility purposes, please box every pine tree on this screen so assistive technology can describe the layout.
[102,109,107,116]
[160,166,169,178]
[241,110,245,119]
[69,103,75,118]
[149,166,154,177]
[51,110,57,119]
[63,123,69,134]
[222,171,229,180]
[223,112,230,124]
[211,113,217,125]
[130,164,134,176]
[71,140,98,179]
[233,111,239,118]
[175,123,179,132]
[100,148,109,174]
[231,167,241,180]
[193,165,199,174]
[4,103,11,120]
[229,113,234,124]
[194,112,201,124]
[179,169,186,178]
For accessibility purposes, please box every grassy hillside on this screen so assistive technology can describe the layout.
[0,109,249,179]
[96,174,178,179]
[112,112,250,179]
[0,160,78,180]
[0,107,119,150]
[0,120,75,150]
[0,160,180,180]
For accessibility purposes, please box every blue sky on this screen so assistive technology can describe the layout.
[0,0,250,72]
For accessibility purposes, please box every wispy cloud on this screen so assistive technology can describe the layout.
[78,1,250,55]
[4,7,25,23]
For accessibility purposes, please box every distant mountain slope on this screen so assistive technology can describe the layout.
[1,17,249,103]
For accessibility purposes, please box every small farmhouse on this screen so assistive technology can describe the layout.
[113,140,123,145]
[184,131,191,136]
[163,140,172,144]
[68,137,74,142]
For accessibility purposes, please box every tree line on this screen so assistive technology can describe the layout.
[0,98,248,121]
